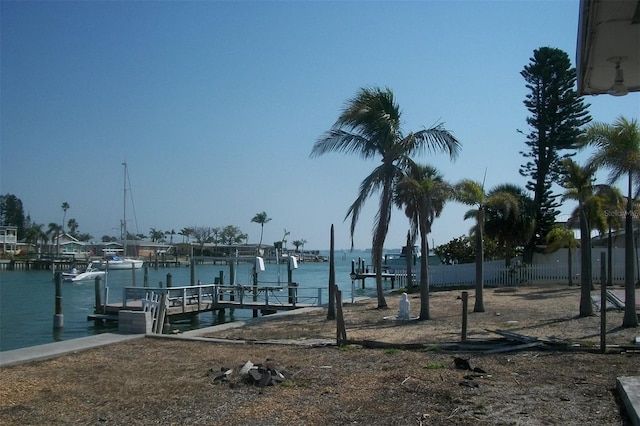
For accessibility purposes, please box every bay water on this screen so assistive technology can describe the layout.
[0,251,377,352]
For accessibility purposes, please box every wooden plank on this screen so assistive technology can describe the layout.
[487,329,540,343]
[483,341,545,354]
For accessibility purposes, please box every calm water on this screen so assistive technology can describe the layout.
[0,251,375,352]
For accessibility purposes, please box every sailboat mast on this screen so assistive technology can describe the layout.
[122,162,127,257]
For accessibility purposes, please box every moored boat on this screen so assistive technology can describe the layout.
[94,254,143,271]
[62,262,107,282]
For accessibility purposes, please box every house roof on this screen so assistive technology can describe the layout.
[576,0,640,95]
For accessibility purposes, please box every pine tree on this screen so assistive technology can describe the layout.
[519,47,591,263]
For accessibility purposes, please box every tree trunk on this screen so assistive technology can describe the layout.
[474,207,485,312]
[327,225,336,320]
[405,231,413,293]
[372,184,391,309]
[418,226,430,320]
[568,248,573,286]
[623,174,638,327]
[579,203,593,317]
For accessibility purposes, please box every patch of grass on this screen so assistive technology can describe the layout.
[337,345,358,351]
[384,348,401,355]
[424,346,442,352]
[423,361,446,369]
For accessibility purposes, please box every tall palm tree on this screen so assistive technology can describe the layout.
[47,222,63,258]
[149,228,164,243]
[251,212,271,250]
[545,225,579,286]
[483,184,536,268]
[179,227,193,244]
[25,223,47,256]
[67,218,79,236]
[311,87,460,308]
[61,202,70,232]
[559,158,596,316]
[585,116,640,327]
[455,180,530,312]
[454,179,490,312]
[596,185,625,286]
[394,163,451,319]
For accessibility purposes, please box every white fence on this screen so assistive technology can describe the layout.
[390,247,632,288]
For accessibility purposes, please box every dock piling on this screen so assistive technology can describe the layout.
[53,272,63,329]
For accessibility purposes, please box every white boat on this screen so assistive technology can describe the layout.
[384,245,421,272]
[95,162,144,271]
[63,262,107,282]
[384,245,443,272]
[95,254,144,271]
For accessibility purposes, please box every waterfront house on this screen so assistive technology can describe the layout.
[0,226,18,255]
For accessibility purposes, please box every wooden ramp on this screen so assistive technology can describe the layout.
[606,289,640,310]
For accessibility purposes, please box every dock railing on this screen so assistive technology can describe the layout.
[121,283,324,311]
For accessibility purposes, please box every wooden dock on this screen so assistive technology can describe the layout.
[88,283,322,323]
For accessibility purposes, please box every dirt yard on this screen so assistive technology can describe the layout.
[1,283,639,425]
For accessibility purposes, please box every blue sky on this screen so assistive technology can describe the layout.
[1,1,638,251]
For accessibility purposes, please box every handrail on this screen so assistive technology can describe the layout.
[122,283,324,308]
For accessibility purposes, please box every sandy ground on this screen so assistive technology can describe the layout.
[1,283,639,425]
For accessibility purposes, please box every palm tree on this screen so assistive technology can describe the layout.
[585,116,640,327]
[47,223,63,257]
[179,227,193,244]
[149,228,164,243]
[67,218,79,236]
[292,240,304,252]
[596,185,625,286]
[455,180,530,312]
[25,223,47,256]
[559,158,597,316]
[483,184,536,268]
[454,179,489,312]
[545,225,580,286]
[251,212,271,250]
[61,202,70,232]
[394,163,451,319]
[311,87,460,308]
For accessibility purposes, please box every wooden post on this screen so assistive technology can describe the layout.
[229,260,236,285]
[600,252,607,353]
[166,273,172,288]
[131,262,136,287]
[335,286,347,345]
[327,224,336,320]
[252,267,258,318]
[53,272,63,329]
[190,256,195,286]
[144,264,149,287]
[94,276,103,314]
[461,291,468,342]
